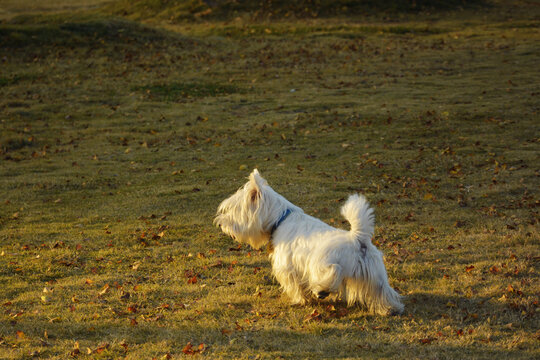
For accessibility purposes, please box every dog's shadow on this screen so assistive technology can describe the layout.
[233,292,526,358]
[294,290,517,329]
[399,291,511,322]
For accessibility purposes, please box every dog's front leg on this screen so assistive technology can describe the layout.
[309,263,343,300]
[271,253,307,304]
[274,269,306,304]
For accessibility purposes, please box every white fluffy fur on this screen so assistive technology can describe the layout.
[214,169,404,315]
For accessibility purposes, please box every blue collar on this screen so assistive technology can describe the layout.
[270,209,293,235]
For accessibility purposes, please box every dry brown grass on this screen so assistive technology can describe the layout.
[0,1,538,359]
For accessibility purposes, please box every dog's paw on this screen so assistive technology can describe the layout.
[317,291,330,299]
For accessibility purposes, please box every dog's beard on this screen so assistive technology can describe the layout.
[215,172,293,249]
[214,190,270,249]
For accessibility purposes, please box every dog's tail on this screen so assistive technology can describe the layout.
[341,194,375,242]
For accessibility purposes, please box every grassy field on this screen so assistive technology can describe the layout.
[0,0,539,359]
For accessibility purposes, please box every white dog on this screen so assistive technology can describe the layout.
[214,169,403,315]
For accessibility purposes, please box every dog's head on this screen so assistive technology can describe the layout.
[214,169,281,249]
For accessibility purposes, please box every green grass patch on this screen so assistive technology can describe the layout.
[137,82,244,101]
[0,74,38,87]
[0,136,35,153]
[107,0,486,22]
[0,15,181,48]
[205,23,448,37]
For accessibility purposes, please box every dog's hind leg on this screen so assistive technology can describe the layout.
[346,248,404,315]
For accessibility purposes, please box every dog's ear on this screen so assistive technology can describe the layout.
[249,169,265,189]
[248,169,265,204]
[249,188,260,203]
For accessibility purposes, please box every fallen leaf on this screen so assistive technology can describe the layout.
[404,212,415,221]
[419,337,436,344]
[95,343,109,354]
[229,244,242,251]
[71,341,80,357]
[454,220,466,228]
[120,341,128,351]
[182,342,206,355]
[304,309,322,322]
[98,284,110,296]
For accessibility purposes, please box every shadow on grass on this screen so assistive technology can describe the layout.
[2,309,532,359]
[136,82,245,102]
[0,16,188,49]
[405,291,509,320]
[109,0,488,22]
